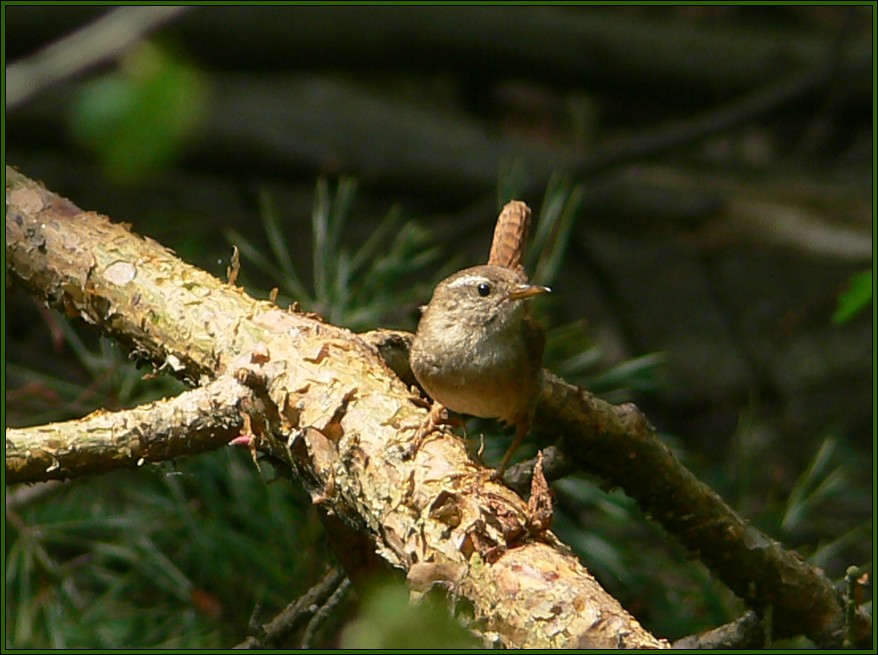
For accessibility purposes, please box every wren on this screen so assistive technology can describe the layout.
[409,264,549,477]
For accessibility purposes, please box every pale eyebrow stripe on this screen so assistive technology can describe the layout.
[446,274,491,290]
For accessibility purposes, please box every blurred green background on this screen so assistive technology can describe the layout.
[5,6,872,648]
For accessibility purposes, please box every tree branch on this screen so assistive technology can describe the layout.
[8,7,872,107]
[234,568,349,649]
[572,55,869,179]
[6,6,190,110]
[6,166,665,649]
[673,611,764,650]
[537,372,844,646]
[5,375,253,484]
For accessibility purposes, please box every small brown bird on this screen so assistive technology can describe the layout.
[409,264,549,477]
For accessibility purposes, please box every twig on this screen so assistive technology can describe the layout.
[6,6,190,109]
[501,445,575,495]
[301,576,353,648]
[672,610,764,650]
[570,57,867,181]
[843,565,872,648]
[451,53,871,247]
[234,568,348,649]
[4,480,67,508]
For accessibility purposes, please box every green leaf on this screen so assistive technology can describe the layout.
[69,42,209,182]
[340,580,479,649]
[832,270,872,324]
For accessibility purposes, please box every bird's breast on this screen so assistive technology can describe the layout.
[410,321,540,422]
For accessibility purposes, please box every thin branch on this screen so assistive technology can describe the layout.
[6,6,190,109]
[79,6,869,104]
[672,611,764,650]
[570,53,870,181]
[449,52,871,245]
[301,576,354,648]
[4,480,67,509]
[501,445,575,496]
[234,568,348,649]
[5,376,253,484]
[537,372,844,647]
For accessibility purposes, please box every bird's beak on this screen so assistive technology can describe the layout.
[507,283,551,301]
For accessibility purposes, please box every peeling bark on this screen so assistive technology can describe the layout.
[5,375,252,484]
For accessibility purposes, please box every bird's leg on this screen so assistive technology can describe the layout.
[474,430,486,466]
[404,401,450,460]
[491,418,528,481]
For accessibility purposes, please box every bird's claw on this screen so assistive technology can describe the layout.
[402,403,453,460]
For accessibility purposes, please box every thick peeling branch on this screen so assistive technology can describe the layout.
[5,166,665,649]
[5,375,253,484]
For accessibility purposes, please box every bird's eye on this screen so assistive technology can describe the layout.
[477,283,491,297]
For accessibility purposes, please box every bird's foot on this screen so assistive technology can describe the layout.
[403,402,451,460]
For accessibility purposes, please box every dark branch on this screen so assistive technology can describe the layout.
[234,568,348,649]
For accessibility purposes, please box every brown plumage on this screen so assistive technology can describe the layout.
[409,264,548,476]
[408,200,547,477]
[487,200,531,275]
